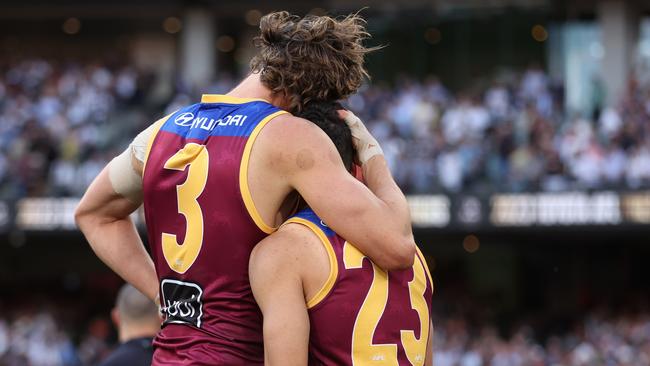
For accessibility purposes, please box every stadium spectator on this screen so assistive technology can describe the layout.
[1,298,650,365]
[0,311,81,366]
[98,284,159,366]
[77,317,111,365]
[432,310,650,366]
[3,59,650,198]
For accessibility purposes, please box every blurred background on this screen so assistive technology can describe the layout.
[1,0,650,365]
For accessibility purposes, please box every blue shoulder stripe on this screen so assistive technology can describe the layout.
[159,101,282,139]
[291,208,335,237]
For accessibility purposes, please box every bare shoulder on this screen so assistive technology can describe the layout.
[250,220,331,304]
[264,114,326,140]
[258,114,342,173]
[261,114,333,154]
[250,222,327,275]
[252,223,324,263]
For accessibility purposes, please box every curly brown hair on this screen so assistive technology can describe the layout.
[250,11,377,112]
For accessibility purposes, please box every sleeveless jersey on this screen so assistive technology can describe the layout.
[285,208,434,366]
[142,95,287,365]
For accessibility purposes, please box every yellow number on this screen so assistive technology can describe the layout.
[343,243,430,366]
[344,243,398,366]
[161,143,209,274]
[400,257,430,366]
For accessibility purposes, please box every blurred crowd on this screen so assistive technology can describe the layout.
[2,306,650,366]
[0,59,150,199]
[348,67,650,194]
[0,310,112,366]
[433,310,650,366]
[2,58,650,199]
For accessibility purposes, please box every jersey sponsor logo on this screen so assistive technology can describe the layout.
[160,279,204,328]
[188,114,248,131]
[173,112,248,131]
[174,112,195,126]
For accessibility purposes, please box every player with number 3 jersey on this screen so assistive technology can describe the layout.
[142,96,287,363]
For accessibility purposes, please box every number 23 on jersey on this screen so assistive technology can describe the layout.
[344,242,431,366]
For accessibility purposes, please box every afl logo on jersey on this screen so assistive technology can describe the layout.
[174,112,195,127]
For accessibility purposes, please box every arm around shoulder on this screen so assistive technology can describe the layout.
[266,115,415,270]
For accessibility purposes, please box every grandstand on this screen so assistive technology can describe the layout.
[1,0,650,365]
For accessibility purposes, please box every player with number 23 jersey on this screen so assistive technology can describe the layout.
[298,209,433,365]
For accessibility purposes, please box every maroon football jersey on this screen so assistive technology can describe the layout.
[285,208,434,365]
[142,95,287,365]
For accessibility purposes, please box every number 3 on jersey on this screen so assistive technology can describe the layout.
[344,243,430,366]
[162,143,209,274]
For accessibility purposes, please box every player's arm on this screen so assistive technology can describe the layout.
[249,230,310,366]
[74,166,157,301]
[265,115,416,270]
[74,121,163,302]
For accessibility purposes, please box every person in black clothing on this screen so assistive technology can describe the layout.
[99,284,160,366]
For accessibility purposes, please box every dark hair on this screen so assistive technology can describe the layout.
[251,11,376,112]
[297,101,354,171]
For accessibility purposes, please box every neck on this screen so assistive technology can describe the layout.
[229,73,285,109]
[118,323,159,343]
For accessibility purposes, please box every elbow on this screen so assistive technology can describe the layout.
[74,204,101,251]
[74,204,92,233]
[379,236,417,271]
[74,206,85,229]
[393,237,417,270]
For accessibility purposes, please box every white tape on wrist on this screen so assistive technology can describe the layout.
[343,111,384,165]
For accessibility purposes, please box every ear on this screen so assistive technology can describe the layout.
[111,308,120,328]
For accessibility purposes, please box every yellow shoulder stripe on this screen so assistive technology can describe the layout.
[201,94,270,104]
[282,217,339,309]
[239,110,289,234]
[415,246,434,293]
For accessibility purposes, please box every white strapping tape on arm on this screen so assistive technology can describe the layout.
[107,122,156,204]
[108,148,143,204]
